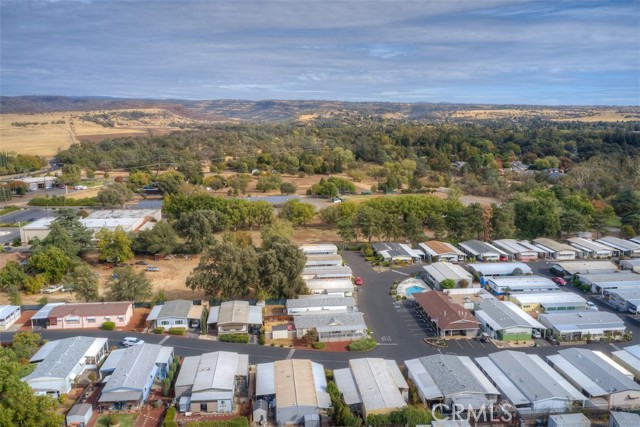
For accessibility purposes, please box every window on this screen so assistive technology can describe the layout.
[200,403,207,411]
[66,316,80,324]
[174,320,184,325]
[117,316,125,322]
[161,320,170,326]
[105,317,111,321]
[86,317,96,323]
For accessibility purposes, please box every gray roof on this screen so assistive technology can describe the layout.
[577,272,640,286]
[474,300,544,330]
[286,296,355,310]
[610,411,640,427]
[548,348,640,397]
[552,260,618,275]
[532,238,577,254]
[101,344,168,397]
[0,305,19,320]
[467,262,533,276]
[207,300,263,325]
[31,302,66,320]
[147,300,192,321]
[422,262,473,283]
[302,266,353,278]
[347,358,408,412]
[293,312,366,332]
[538,311,626,333]
[459,240,504,256]
[371,242,422,260]
[25,336,106,381]
[597,236,640,252]
[67,403,92,417]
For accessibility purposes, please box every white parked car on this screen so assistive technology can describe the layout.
[74,185,88,190]
[122,337,145,347]
[532,330,542,339]
[586,301,599,311]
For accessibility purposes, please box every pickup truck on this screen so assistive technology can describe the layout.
[42,285,63,294]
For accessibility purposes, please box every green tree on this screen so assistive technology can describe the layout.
[52,209,93,254]
[97,182,134,207]
[177,162,204,185]
[227,174,251,195]
[560,209,590,236]
[258,237,308,298]
[204,175,226,192]
[155,171,185,195]
[512,190,561,239]
[246,201,274,229]
[0,261,28,291]
[105,267,152,301]
[59,164,81,185]
[132,222,178,255]
[128,171,151,187]
[279,182,297,195]
[174,210,218,253]
[63,263,99,302]
[11,331,42,360]
[35,222,80,258]
[256,174,282,192]
[27,246,73,283]
[440,278,456,289]
[279,199,315,225]
[260,218,294,242]
[95,226,134,264]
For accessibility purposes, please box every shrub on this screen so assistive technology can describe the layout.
[219,334,249,343]
[183,418,249,427]
[161,377,171,397]
[163,407,176,427]
[101,321,116,330]
[312,342,326,349]
[167,370,175,382]
[167,327,186,335]
[108,414,119,426]
[153,327,165,334]
[348,337,377,352]
[170,362,177,373]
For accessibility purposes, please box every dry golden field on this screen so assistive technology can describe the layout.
[450,107,640,122]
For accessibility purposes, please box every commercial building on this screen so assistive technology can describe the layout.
[597,236,640,257]
[606,289,640,314]
[207,300,263,335]
[175,351,249,413]
[0,305,20,330]
[99,344,174,409]
[566,237,614,259]
[510,292,588,313]
[419,241,466,263]
[147,300,203,330]
[492,239,539,262]
[550,260,619,277]
[414,291,479,337]
[293,312,367,342]
[38,302,133,330]
[611,345,640,382]
[20,209,162,242]
[304,254,343,268]
[255,359,330,426]
[371,242,423,263]
[299,244,338,256]
[458,240,505,262]
[475,351,584,415]
[577,272,640,294]
[24,336,108,396]
[286,296,357,315]
[485,276,559,297]
[533,238,578,260]
[538,311,626,341]
[467,262,532,278]
[334,358,408,418]
[473,299,545,341]
[547,348,640,410]
[421,262,474,289]
[14,176,57,191]
[404,355,499,409]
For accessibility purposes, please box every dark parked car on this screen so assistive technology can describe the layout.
[135,260,149,265]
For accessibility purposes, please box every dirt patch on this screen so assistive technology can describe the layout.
[125,307,151,332]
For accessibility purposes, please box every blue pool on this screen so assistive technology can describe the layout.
[405,285,428,296]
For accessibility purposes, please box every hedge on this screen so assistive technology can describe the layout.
[348,337,377,351]
[185,418,249,427]
[219,334,249,343]
[101,321,116,330]
[153,327,165,334]
[163,407,176,427]
[312,342,326,349]
[28,196,100,207]
[167,327,186,335]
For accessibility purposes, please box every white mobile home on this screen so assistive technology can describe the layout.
[567,237,614,259]
[611,345,640,382]
[371,242,423,262]
[467,262,532,278]
[606,289,640,314]
[299,244,338,256]
[597,236,640,258]
[474,299,545,341]
[419,241,466,263]
[550,260,619,278]
[492,239,539,262]
[458,240,505,262]
[577,272,640,294]
[485,276,558,297]
[286,296,356,315]
[0,305,20,330]
[510,292,588,313]
[538,311,626,341]
[533,238,578,260]
[421,262,474,289]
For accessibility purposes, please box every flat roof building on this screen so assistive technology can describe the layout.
[610,411,640,427]
[304,278,354,295]
[286,296,356,315]
[293,312,367,342]
[538,311,626,341]
[467,262,533,278]
[334,358,408,419]
[475,351,585,415]
[304,254,343,268]
[405,354,499,409]
[473,299,545,341]
[510,292,588,313]
[421,262,474,290]
[207,300,263,335]
[301,266,353,280]
[419,241,466,263]
[485,276,558,297]
[299,244,338,256]
[255,359,330,426]
[611,345,640,382]
[492,239,539,261]
[414,291,479,337]
[548,414,591,427]
[620,259,640,272]
[547,348,640,410]
[566,237,614,259]
[577,272,640,294]
[551,260,618,277]
[597,236,640,257]
[533,238,578,260]
[458,240,505,262]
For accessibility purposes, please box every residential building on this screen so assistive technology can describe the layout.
[286,296,357,315]
[538,311,626,341]
[620,259,640,272]
[299,244,338,256]
[302,265,354,295]
[516,240,554,259]
[611,345,640,382]
[29,302,68,328]
[510,292,588,313]
[567,237,614,259]
[473,299,545,341]
[147,300,203,330]
[20,209,161,242]
[414,291,479,337]
[334,358,408,419]
[304,254,343,268]
[577,272,640,294]
[175,351,249,413]
[492,239,539,261]
[255,359,330,426]
[550,260,619,277]
[24,336,108,396]
[458,240,505,262]
[0,305,20,330]
[207,300,263,335]
[404,354,499,409]
[606,289,640,314]
[305,278,354,295]
[548,414,590,427]
[475,351,585,415]
[293,312,367,342]
[371,242,423,263]
[99,344,174,409]
[66,403,93,427]
[42,302,133,330]
[533,238,578,260]
[485,276,559,297]
[610,411,640,427]
[547,348,640,410]
[301,266,353,281]
[467,262,533,278]
[597,236,640,257]
[421,262,474,289]
[418,241,466,263]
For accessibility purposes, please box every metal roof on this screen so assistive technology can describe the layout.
[299,244,338,255]
[597,236,640,252]
[467,262,532,276]
[511,292,586,306]
[422,262,473,283]
[271,359,330,410]
[459,240,504,256]
[518,240,552,254]
[302,266,353,278]
[612,346,640,375]
[101,344,171,397]
[419,241,465,257]
[25,337,107,382]
[348,358,407,412]
[552,260,618,275]
[100,349,125,373]
[610,412,640,427]
[305,278,354,292]
[538,311,626,334]
[532,238,577,254]
[492,239,539,255]
[486,276,558,291]
[67,403,92,417]
[31,302,66,320]
[474,300,545,330]
[293,312,366,331]
[207,301,263,326]
[287,296,355,310]
[566,237,614,254]
[305,254,343,266]
[0,305,19,320]
[405,355,499,403]
[547,348,640,397]
[147,300,193,321]
[334,368,361,405]
[577,272,640,286]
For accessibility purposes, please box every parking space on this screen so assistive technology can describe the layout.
[394,299,437,338]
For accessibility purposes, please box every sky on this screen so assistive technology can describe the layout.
[1,0,639,105]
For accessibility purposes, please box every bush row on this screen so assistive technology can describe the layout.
[348,337,377,352]
[101,321,116,330]
[28,196,99,207]
[219,333,249,343]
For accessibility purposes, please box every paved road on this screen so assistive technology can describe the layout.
[0,207,53,224]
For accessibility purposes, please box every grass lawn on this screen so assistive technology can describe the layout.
[95,413,138,427]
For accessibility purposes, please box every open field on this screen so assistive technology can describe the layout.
[450,107,640,122]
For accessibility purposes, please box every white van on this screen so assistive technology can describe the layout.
[122,337,145,347]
